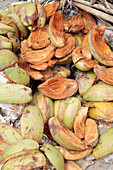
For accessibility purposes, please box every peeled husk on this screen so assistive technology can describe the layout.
[74,107,88,139]
[55,33,75,58]
[88,25,113,66]
[63,15,84,33]
[38,77,78,99]
[28,24,50,49]
[64,161,82,170]
[56,146,93,160]
[49,10,65,47]
[85,118,98,148]
[79,10,96,33]
[94,64,113,85]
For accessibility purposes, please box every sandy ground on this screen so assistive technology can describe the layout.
[0,0,113,170]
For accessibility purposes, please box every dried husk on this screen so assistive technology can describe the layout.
[64,161,82,170]
[49,117,85,151]
[0,49,17,71]
[32,92,54,124]
[63,15,84,33]
[74,107,88,139]
[85,118,98,148]
[76,70,96,95]
[20,39,31,54]
[88,25,113,66]
[7,32,20,52]
[29,62,48,71]
[93,127,113,159]
[26,69,44,80]
[88,102,113,122]
[28,24,50,50]
[56,146,93,160]
[3,67,30,85]
[82,33,92,60]
[40,67,53,81]
[36,2,46,28]
[94,65,113,85]
[1,151,46,170]
[23,44,55,64]
[0,83,32,104]
[21,105,44,142]
[40,143,64,170]
[0,35,12,50]
[44,1,60,18]
[53,65,71,78]
[0,139,39,165]
[0,123,22,144]
[72,47,98,71]
[55,33,75,58]
[18,2,38,27]
[79,10,96,33]
[48,59,58,67]
[83,83,113,101]
[38,77,78,99]
[49,10,65,48]
[58,53,72,65]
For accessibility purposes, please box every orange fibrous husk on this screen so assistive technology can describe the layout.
[29,62,48,71]
[58,53,72,64]
[89,25,113,66]
[22,44,56,64]
[44,1,60,18]
[85,118,98,148]
[79,10,96,33]
[21,39,31,54]
[26,69,44,80]
[63,15,84,33]
[28,24,50,49]
[56,146,93,160]
[82,33,92,60]
[72,46,98,71]
[38,77,78,99]
[74,107,88,139]
[94,65,113,85]
[49,10,65,47]
[65,161,82,170]
[55,33,75,58]
[40,67,53,81]
[48,59,58,67]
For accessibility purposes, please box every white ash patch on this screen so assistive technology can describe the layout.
[0,103,24,125]
[0,72,10,85]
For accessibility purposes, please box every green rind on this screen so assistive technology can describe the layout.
[0,49,17,71]
[8,13,28,38]
[0,35,12,50]
[93,127,113,159]
[78,71,96,95]
[32,92,54,124]
[21,105,44,142]
[7,32,20,52]
[3,67,30,85]
[37,2,46,28]
[83,83,113,101]
[0,83,32,104]
[0,123,22,144]
[63,97,81,130]
[1,151,46,170]
[40,143,64,170]
[1,139,39,161]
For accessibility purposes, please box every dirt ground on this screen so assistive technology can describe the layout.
[0,0,113,170]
